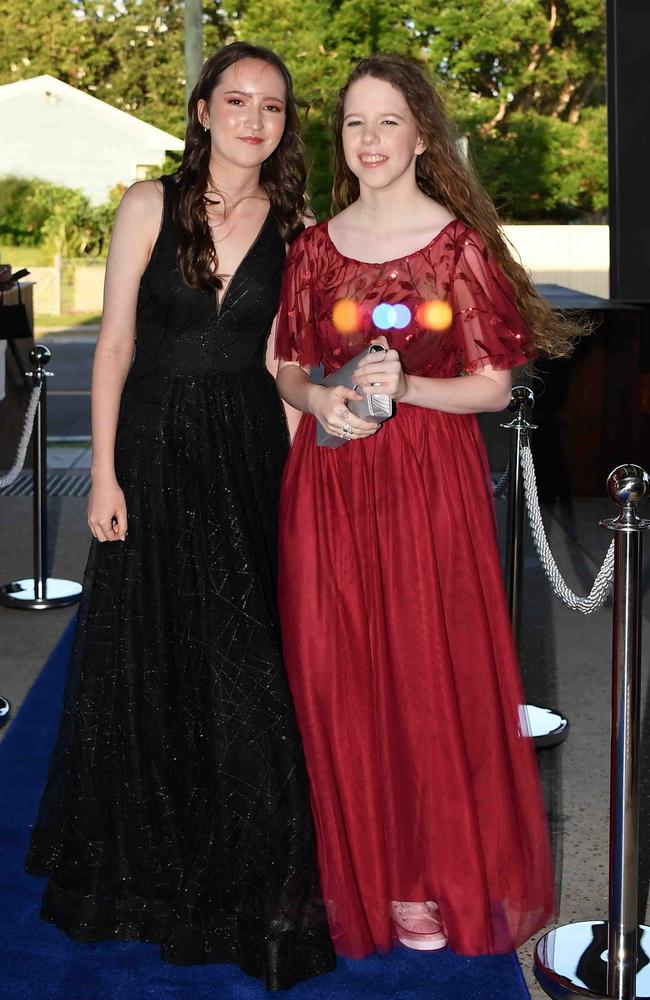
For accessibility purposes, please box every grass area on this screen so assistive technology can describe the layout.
[35,312,100,328]
[0,244,55,266]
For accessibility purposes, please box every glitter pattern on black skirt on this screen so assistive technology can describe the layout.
[25,176,335,991]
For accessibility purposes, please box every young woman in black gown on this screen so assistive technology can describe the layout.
[26,42,334,991]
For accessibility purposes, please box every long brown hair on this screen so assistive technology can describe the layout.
[170,42,307,291]
[332,56,579,358]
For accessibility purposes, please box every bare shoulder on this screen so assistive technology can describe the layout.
[119,178,164,210]
[111,179,164,248]
[117,179,164,224]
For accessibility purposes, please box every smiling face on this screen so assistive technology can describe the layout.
[197,58,287,169]
[341,75,426,193]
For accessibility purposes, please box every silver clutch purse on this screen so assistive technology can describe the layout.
[316,344,393,449]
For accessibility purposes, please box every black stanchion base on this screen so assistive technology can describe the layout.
[0,696,10,728]
[525,703,570,751]
[535,921,650,998]
[0,578,82,610]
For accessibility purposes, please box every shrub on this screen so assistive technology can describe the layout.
[0,176,125,257]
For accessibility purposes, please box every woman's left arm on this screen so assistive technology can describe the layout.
[352,346,512,415]
[266,318,303,439]
[266,211,319,440]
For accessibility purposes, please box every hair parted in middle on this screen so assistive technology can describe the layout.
[332,54,580,360]
[170,41,307,292]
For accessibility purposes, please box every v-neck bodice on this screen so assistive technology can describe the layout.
[128,176,285,383]
[215,205,272,316]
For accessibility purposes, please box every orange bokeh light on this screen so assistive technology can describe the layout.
[332,298,360,335]
[416,299,453,332]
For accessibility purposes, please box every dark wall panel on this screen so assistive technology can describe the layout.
[607,0,650,301]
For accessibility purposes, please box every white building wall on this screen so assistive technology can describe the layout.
[0,86,178,203]
[503,224,609,299]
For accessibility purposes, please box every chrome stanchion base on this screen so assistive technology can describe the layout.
[525,703,570,750]
[0,578,82,610]
[0,696,10,728]
[535,921,650,998]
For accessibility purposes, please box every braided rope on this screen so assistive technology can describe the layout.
[0,384,42,489]
[520,443,615,614]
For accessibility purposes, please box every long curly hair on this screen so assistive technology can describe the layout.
[170,42,307,291]
[332,56,580,359]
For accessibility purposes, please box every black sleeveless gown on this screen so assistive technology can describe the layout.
[26,178,335,990]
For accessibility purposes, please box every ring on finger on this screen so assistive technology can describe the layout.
[342,422,353,435]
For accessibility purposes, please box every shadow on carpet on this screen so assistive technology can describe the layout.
[0,618,530,1000]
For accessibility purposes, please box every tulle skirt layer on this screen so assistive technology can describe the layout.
[27,369,335,990]
[278,403,555,959]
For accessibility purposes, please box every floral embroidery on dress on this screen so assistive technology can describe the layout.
[276,219,535,377]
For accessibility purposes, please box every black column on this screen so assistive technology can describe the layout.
[607,0,650,301]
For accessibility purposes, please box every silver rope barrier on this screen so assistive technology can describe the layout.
[0,383,42,489]
[501,386,569,750]
[0,344,82,610]
[521,442,616,614]
[535,465,650,1000]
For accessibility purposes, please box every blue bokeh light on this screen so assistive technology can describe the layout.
[392,304,412,329]
[372,303,396,330]
[372,301,411,330]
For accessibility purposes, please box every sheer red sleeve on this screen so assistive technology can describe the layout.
[275,231,322,366]
[449,230,535,372]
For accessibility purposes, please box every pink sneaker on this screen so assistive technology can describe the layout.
[390,900,448,951]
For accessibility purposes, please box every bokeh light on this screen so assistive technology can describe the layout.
[371,302,413,330]
[392,304,412,329]
[372,303,397,330]
[332,298,360,335]
[416,299,453,331]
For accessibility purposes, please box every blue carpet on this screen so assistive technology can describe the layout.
[0,619,530,999]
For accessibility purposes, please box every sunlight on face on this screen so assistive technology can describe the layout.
[342,75,424,191]
[199,58,287,168]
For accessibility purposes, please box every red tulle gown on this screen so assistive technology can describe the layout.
[275,219,555,959]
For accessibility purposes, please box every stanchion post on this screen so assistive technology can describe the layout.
[500,386,569,750]
[0,345,82,610]
[534,464,650,1000]
[503,386,536,644]
[603,468,648,1000]
[32,344,50,601]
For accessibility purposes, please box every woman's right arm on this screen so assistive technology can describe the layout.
[87,180,163,542]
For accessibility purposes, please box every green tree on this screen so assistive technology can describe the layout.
[0,176,50,245]
[229,0,606,220]
[0,1,86,86]
[66,1,189,139]
[0,2,231,139]
[0,175,124,255]
[0,0,607,221]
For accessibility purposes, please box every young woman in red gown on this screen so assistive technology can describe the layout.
[274,56,577,961]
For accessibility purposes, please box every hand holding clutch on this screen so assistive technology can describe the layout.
[316,344,393,449]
